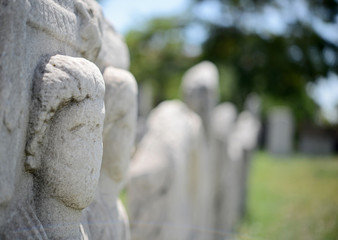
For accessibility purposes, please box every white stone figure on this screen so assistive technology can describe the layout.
[181,61,219,139]
[0,0,104,228]
[181,61,219,233]
[75,0,103,62]
[238,93,261,218]
[80,0,130,71]
[1,55,105,239]
[95,20,130,71]
[235,111,261,219]
[210,103,238,235]
[267,106,294,155]
[75,0,130,68]
[221,110,261,235]
[128,100,209,240]
[82,66,137,240]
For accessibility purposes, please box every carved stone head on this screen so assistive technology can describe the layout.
[101,67,137,187]
[181,61,219,137]
[25,54,105,209]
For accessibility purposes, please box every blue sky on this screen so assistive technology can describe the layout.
[101,0,189,34]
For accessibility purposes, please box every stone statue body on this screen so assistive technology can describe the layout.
[210,103,238,234]
[82,66,137,240]
[128,100,208,240]
[180,61,220,233]
[1,55,105,239]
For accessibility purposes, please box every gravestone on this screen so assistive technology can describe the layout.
[128,100,210,240]
[267,107,294,155]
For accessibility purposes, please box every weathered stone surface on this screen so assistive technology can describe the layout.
[0,1,136,238]
[96,21,130,71]
[267,106,294,155]
[1,55,105,239]
[128,100,209,240]
[82,66,137,240]
[0,0,104,228]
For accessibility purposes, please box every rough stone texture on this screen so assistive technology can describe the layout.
[210,103,238,234]
[0,0,104,228]
[0,1,135,239]
[82,66,137,240]
[96,21,130,71]
[267,106,294,155]
[128,100,210,240]
[1,55,105,239]
[181,61,219,139]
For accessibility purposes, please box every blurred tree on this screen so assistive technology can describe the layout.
[124,0,337,122]
[193,0,338,121]
[126,17,199,104]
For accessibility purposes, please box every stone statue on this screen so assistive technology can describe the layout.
[128,100,209,240]
[181,61,219,139]
[82,66,137,240]
[1,55,105,239]
[222,110,261,234]
[180,61,220,232]
[210,103,238,234]
[0,0,104,229]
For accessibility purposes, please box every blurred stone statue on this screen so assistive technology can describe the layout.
[181,61,219,140]
[221,105,261,235]
[82,66,137,240]
[181,61,220,232]
[128,100,208,240]
[210,102,238,234]
[1,55,105,239]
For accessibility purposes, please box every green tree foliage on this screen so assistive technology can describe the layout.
[195,0,338,121]
[126,0,337,122]
[126,17,199,104]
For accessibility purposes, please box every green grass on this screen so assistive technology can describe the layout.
[238,152,338,240]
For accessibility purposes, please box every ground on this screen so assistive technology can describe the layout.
[238,152,338,240]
